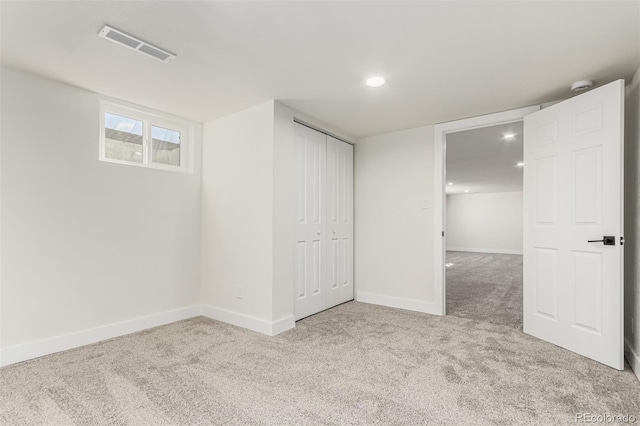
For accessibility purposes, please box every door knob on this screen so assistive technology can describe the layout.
[587,236,615,245]
[332,230,336,234]
[317,231,321,235]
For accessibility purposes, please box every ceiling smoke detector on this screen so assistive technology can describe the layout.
[571,80,593,92]
[98,25,176,62]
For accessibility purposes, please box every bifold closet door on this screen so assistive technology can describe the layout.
[325,136,354,308]
[294,123,354,321]
[294,123,327,320]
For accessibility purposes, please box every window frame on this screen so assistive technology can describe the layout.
[99,100,193,173]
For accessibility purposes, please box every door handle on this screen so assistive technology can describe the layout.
[587,236,615,245]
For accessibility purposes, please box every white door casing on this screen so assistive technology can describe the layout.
[295,123,354,320]
[523,80,624,370]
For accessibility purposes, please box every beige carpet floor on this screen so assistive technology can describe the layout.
[2,301,640,425]
[446,251,523,329]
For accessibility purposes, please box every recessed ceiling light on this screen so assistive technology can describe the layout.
[503,133,516,140]
[464,189,469,193]
[516,162,525,167]
[447,182,454,186]
[365,77,385,87]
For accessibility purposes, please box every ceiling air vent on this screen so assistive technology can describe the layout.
[98,25,176,63]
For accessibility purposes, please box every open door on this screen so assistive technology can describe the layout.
[523,80,624,370]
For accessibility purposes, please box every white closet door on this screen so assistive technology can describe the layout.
[326,136,354,307]
[294,123,327,320]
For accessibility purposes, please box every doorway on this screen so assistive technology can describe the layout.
[433,106,540,316]
[444,122,525,328]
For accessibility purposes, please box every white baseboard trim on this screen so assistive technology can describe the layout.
[447,247,523,255]
[201,305,295,337]
[0,305,201,368]
[624,338,640,382]
[271,315,297,335]
[356,291,442,316]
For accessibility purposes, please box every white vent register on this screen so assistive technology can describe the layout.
[98,25,176,62]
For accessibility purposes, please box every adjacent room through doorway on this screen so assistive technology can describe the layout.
[444,122,524,329]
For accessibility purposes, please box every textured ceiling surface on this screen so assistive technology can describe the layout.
[1,1,639,138]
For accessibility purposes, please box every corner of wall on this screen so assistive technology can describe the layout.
[199,100,277,326]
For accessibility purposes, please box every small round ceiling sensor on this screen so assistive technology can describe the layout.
[571,80,593,92]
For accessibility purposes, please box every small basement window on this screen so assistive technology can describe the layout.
[100,100,192,172]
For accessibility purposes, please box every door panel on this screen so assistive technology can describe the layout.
[326,135,354,308]
[572,147,602,225]
[523,80,624,369]
[572,250,602,333]
[534,156,558,224]
[294,123,327,320]
[533,247,558,320]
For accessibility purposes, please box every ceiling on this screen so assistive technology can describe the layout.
[1,1,639,139]
[446,122,523,195]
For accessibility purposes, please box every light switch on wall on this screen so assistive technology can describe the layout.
[422,200,429,209]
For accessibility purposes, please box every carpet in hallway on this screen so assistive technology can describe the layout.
[446,251,523,329]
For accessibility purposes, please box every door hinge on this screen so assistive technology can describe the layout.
[442,231,445,237]
[621,236,624,246]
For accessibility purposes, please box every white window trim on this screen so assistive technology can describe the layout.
[99,99,194,173]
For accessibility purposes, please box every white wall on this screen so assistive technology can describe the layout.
[354,126,436,313]
[1,67,202,357]
[200,101,276,324]
[446,192,523,254]
[624,65,640,380]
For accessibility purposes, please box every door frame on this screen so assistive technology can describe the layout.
[433,105,540,316]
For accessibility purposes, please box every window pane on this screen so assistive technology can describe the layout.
[104,112,143,163]
[151,125,181,167]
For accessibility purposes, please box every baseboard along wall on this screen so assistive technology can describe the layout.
[447,247,523,255]
[356,291,442,316]
[1,305,296,368]
[0,305,201,367]
[200,305,295,337]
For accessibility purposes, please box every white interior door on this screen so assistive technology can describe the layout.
[326,136,354,307]
[295,124,354,320]
[523,80,624,369]
[295,123,327,320]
